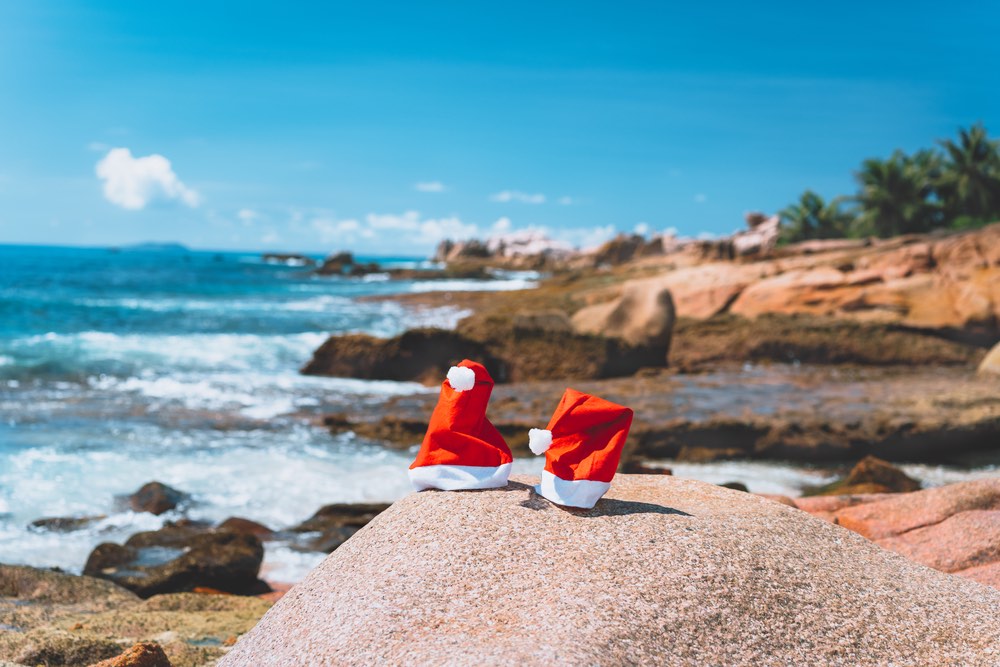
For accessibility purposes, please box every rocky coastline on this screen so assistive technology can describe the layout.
[4,221,998,665]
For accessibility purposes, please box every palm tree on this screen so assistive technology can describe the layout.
[853,150,941,237]
[779,190,855,242]
[936,123,1000,226]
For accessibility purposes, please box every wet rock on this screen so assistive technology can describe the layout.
[806,455,921,496]
[315,251,355,275]
[571,280,675,351]
[669,314,980,370]
[289,503,389,553]
[456,312,666,381]
[300,328,498,384]
[979,340,1000,376]
[29,514,106,532]
[220,475,1000,666]
[720,481,749,492]
[91,641,173,667]
[217,517,276,541]
[128,482,190,516]
[83,524,266,598]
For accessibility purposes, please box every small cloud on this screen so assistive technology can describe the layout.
[490,190,546,204]
[696,231,717,240]
[556,196,575,206]
[237,209,258,226]
[634,222,650,236]
[414,181,447,193]
[694,193,707,204]
[95,147,200,210]
[87,141,110,152]
[312,216,364,243]
[491,216,512,233]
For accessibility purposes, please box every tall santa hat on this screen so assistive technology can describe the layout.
[528,388,633,509]
[408,360,513,491]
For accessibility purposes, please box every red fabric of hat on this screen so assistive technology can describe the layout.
[408,359,512,491]
[529,388,633,508]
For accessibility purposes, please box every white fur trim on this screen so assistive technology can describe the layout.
[534,469,611,509]
[528,428,552,455]
[446,366,476,392]
[409,463,512,491]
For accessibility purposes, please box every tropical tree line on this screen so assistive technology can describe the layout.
[780,123,1000,243]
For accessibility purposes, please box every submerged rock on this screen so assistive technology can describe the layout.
[221,475,1000,666]
[127,481,190,516]
[29,514,107,532]
[83,523,266,598]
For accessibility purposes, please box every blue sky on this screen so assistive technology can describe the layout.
[1,2,998,255]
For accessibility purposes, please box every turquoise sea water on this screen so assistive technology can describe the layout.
[0,244,540,580]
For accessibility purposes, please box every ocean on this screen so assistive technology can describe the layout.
[0,245,993,583]
[0,244,540,581]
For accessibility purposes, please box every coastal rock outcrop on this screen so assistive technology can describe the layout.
[288,503,390,553]
[84,523,266,598]
[796,479,1000,589]
[221,475,1000,666]
[91,642,173,667]
[570,280,675,352]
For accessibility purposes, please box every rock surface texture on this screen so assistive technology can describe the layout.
[221,475,1000,666]
[980,340,1000,375]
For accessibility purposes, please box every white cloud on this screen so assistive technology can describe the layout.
[694,193,707,204]
[634,222,650,236]
[312,216,366,243]
[556,196,575,205]
[237,208,258,225]
[491,216,512,233]
[95,148,200,210]
[490,190,546,204]
[414,181,447,193]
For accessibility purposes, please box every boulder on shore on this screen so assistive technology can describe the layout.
[805,455,922,496]
[127,481,190,516]
[571,279,675,352]
[221,475,1000,666]
[84,523,266,598]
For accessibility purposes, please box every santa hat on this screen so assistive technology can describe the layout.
[408,360,513,491]
[528,388,633,509]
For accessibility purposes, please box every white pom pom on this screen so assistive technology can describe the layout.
[446,366,476,392]
[528,428,553,455]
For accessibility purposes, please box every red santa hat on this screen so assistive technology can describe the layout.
[408,360,513,491]
[528,388,633,509]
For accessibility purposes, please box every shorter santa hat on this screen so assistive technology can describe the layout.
[408,360,513,491]
[529,388,633,509]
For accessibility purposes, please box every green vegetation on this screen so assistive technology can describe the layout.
[780,123,1000,243]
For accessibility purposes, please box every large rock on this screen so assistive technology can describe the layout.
[127,481,190,516]
[798,479,1000,590]
[221,476,1000,666]
[806,455,921,496]
[288,503,390,553]
[979,341,1000,376]
[571,279,675,351]
[91,642,173,667]
[84,523,266,597]
[300,328,497,384]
